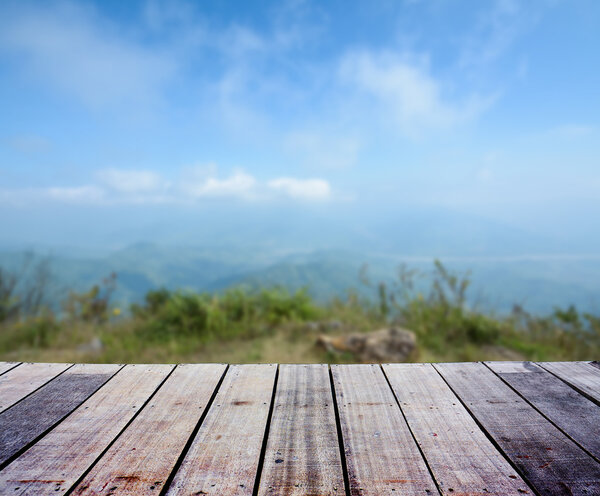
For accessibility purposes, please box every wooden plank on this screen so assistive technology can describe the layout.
[0,363,122,467]
[0,364,172,495]
[332,364,438,495]
[0,362,21,376]
[435,362,600,496]
[384,363,529,495]
[538,361,600,404]
[0,362,71,413]
[71,364,226,496]
[257,364,345,496]
[487,361,600,461]
[166,364,276,496]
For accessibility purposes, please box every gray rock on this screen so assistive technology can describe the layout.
[317,327,416,363]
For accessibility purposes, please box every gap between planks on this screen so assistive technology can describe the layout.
[0,362,21,377]
[0,364,123,470]
[0,362,73,413]
[485,361,600,463]
[384,363,530,495]
[435,361,600,496]
[0,364,174,495]
[537,361,600,406]
[71,363,227,496]
[0,362,599,496]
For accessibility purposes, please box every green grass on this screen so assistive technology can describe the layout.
[1,261,599,363]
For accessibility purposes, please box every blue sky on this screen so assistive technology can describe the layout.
[1,0,599,248]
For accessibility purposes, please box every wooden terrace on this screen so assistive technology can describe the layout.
[0,361,599,495]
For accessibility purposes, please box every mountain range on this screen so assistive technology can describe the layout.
[3,206,600,315]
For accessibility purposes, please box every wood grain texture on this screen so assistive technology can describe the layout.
[332,364,438,496]
[538,361,600,404]
[167,364,276,496]
[71,363,226,496]
[487,361,600,461]
[0,364,172,496]
[0,362,20,376]
[384,363,529,495]
[0,363,122,467]
[436,362,600,496]
[257,364,345,496]
[0,362,71,413]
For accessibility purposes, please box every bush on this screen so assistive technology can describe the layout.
[134,291,210,340]
[63,273,117,324]
[361,260,600,360]
[0,312,60,351]
[0,255,51,323]
[1,259,599,363]
[256,287,319,324]
[131,286,319,342]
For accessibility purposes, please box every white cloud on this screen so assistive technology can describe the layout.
[0,2,175,109]
[267,177,331,201]
[96,169,165,193]
[459,0,525,69]
[458,0,550,76]
[340,50,492,135]
[45,185,105,203]
[0,164,334,205]
[183,170,257,199]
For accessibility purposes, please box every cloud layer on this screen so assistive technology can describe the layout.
[267,177,331,200]
[2,0,597,231]
[0,2,174,110]
[0,167,333,205]
[340,51,494,134]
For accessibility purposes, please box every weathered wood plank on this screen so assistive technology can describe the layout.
[384,363,530,495]
[435,362,600,496]
[538,361,600,404]
[166,364,276,496]
[71,363,226,496]
[257,364,345,496]
[487,361,600,461]
[0,362,71,413]
[390,364,530,495]
[0,364,172,495]
[332,364,438,496]
[0,363,122,468]
[0,362,21,376]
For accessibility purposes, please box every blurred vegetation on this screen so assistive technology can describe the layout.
[0,257,598,363]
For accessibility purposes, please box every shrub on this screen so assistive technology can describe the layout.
[0,312,60,351]
[1,259,599,363]
[131,286,319,342]
[63,273,117,324]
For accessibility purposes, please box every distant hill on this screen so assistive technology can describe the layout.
[6,202,597,258]
[2,201,599,316]
[1,243,600,315]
